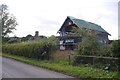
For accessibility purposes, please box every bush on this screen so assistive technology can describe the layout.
[2,37,10,44]
[111,40,120,58]
[99,45,113,57]
[2,41,56,60]
[77,36,101,56]
[72,55,119,71]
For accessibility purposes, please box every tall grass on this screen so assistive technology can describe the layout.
[2,53,119,78]
[2,41,56,60]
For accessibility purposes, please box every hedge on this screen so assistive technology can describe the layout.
[73,55,119,71]
[2,41,56,60]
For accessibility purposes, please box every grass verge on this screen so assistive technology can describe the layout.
[2,53,120,78]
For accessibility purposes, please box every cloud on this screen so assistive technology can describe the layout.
[34,16,60,26]
[1,0,119,40]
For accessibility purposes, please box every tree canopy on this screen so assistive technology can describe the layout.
[0,4,17,37]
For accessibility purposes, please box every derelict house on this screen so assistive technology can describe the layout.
[58,16,110,50]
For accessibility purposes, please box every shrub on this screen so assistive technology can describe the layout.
[2,41,56,60]
[111,40,120,58]
[72,55,119,71]
[2,37,10,44]
[77,36,101,56]
[99,45,113,57]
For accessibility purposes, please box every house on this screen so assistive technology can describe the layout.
[58,16,111,50]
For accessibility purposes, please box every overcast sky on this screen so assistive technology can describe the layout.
[1,0,119,40]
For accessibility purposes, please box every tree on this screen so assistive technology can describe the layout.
[47,35,59,51]
[0,4,17,37]
[48,35,59,45]
[78,35,101,55]
[67,27,101,55]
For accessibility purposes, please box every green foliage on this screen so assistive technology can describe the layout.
[71,28,119,70]
[77,35,101,56]
[47,35,59,50]
[72,55,119,71]
[67,27,88,37]
[47,35,59,44]
[0,4,17,37]
[111,40,120,57]
[2,41,56,60]
[73,40,119,71]
[20,34,34,42]
[98,40,120,58]
[67,28,101,55]
[100,45,113,57]
[2,37,10,44]
[2,53,119,78]
[2,36,20,44]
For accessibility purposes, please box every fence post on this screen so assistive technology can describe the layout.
[68,49,71,65]
[68,54,71,65]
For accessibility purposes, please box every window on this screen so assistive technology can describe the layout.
[68,22,72,25]
[65,39,74,43]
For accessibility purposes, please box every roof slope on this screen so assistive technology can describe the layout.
[68,16,110,35]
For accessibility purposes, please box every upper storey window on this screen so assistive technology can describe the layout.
[68,22,72,25]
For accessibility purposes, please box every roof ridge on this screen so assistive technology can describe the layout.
[67,16,76,19]
[68,16,101,27]
[67,16,110,35]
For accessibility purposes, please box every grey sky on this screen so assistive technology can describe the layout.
[1,0,119,40]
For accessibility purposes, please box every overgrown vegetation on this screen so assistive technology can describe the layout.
[111,40,120,58]
[2,37,10,44]
[66,28,120,71]
[67,28,120,57]
[1,3,119,79]
[2,27,120,77]
[2,41,56,60]
[47,35,59,45]
[75,40,120,71]
[72,55,119,71]
[2,53,119,78]
[77,36,101,56]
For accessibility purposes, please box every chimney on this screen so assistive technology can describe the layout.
[35,31,39,37]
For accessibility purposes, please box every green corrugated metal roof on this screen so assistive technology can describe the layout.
[68,16,110,35]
